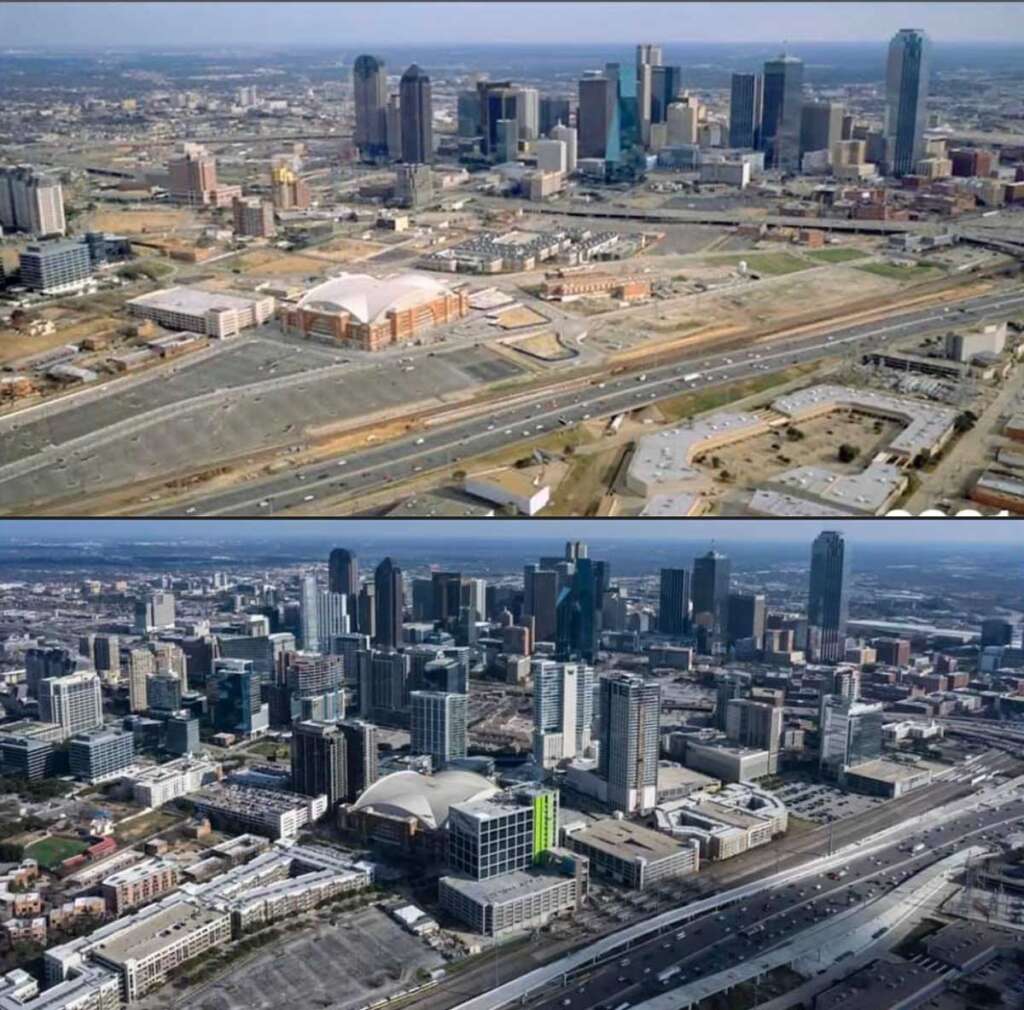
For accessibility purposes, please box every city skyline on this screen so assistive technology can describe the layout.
[4,2,1024,46]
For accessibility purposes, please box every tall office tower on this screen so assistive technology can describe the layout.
[134,591,176,634]
[211,658,269,737]
[68,727,135,784]
[25,646,79,698]
[17,241,92,295]
[658,568,691,636]
[291,720,347,807]
[540,96,572,136]
[691,550,731,651]
[411,578,434,621]
[524,565,559,642]
[635,44,662,146]
[807,531,849,664]
[799,100,844,158]
[231,196,275,238]
[578,71,616,159]
[399,65,433,164]
[300,575,321,651]
[716,671,751,729]
[125,647,155,713]
[338,719,379,801]
[93,635,121,679]
[353,54,389,160]
[550,123,578,173]
[532,660,594,767]
[432,572,463,628]
[726,699,783,772]
[514,86,540,141]
[555,557,606,662]
[598,673,660,814]
[146,674,181,712]
[726,593,767,649]
[360,649,411,723]
[0,166,66,236]
[38,671,103,736]
[385,94,403,161]
[328,547,359,629]
[666,96,700,145]
[457,89,482,138]
[358,583,376,641]
[167,142,219,205]
[462,578,487,622]
[447,785,559,879]
[819,696,883,775]
[476,81,519,157]
[285,651,345,722]
[650,65,682,123]
[886,29,930,176]
[761,55,804,171]
[373,557,404,650]
[729,72,763,148]
[410,691,468,768]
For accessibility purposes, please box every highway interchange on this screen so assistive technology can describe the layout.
[155,284,1024,516]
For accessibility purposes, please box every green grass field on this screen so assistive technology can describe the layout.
[25,836,89,869]
[804,247,870,264]
[855,261,940,281]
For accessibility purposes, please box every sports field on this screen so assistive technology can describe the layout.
[25,836,89,869]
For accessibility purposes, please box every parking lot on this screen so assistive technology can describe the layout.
[772,775,887,824]
[183,908,444,1010]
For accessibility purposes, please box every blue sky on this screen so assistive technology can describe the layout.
[0,519,1019,544]
[4,2,1023,47]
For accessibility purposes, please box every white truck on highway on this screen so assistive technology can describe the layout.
[683,372,702,382]
[657,967,681,984]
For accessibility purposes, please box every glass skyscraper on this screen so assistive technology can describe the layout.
[760,55,804,171]
[886,29,930,177]
[808,531,849,664]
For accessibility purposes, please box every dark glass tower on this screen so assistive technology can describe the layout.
[808,531,849,663]
[658,568,691,636]
[761,55,804,171]
[373,557,404,650]
[886,29,930,177]
[399,64,433,164]
[353,54,388,160]
[729,72,762,149]
[691,550,731,650]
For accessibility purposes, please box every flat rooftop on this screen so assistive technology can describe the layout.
[440,868,571,905]
[844,758,933,783]
[127,286,266,314]
[639,493,702,516]
[90,901,225,965]
[103,858,177,888]
[568,818,689,863]
[748,489,851,517]
[771,459,907,514]
[816,959,943,1010]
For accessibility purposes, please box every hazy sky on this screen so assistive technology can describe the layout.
[4,2,1023,47]
[1,519,1020,545]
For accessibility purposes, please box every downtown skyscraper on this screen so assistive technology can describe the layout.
[885,28,931,177]
[728,72,763,149]
[399,65,434,164]
[353,55,389,161]
[760,54,804,171]
[598,672,660,814]
[808,531,849,664]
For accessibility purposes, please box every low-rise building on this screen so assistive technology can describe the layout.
[464,471,550,516]
[126,287,274,339]
[101,859,181,914]
[562,818,699,890]
[189,784,328,840]
[841,758,934,798]
[125,757,222,808]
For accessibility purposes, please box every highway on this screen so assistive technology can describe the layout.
[450,761,1024,1010]
[155,285,1024,516]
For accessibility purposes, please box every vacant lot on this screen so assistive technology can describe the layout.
[805,247,870,264]
[25,836,89,869]
[710,251,813,276]
[87,208,196,234]
[233,252,334,277]
[855,261,942,281]
[313,238,388,263]
[114,809,184,844]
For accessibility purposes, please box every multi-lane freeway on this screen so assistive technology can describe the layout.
[451,761,1024,1010]
[156,285,1024,516]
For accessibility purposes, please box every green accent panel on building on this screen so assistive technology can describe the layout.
[533,791,556,860]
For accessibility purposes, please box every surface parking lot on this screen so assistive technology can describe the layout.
[182,908,444,1010]
[773,776,886,824]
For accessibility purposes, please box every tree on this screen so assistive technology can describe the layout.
[837,443,860,464]
[954,411,977,434]
[785,427,805,441]
[912,450,930,470]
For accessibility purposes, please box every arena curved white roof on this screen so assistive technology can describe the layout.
[298,272,450,324]
[351,770,499,831]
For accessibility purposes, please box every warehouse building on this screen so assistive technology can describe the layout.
[126,287,275,338]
